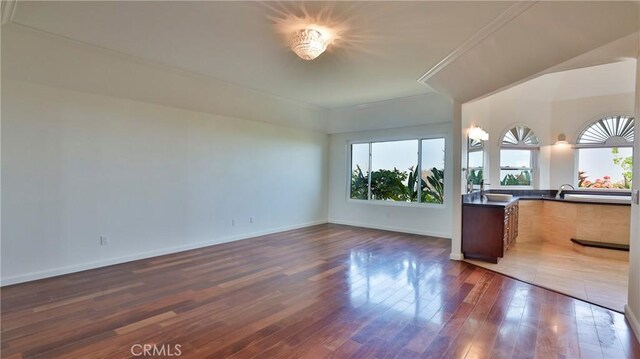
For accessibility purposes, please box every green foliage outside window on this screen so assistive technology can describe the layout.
[350,165,445,204]
[500,171,532,186]
[350,165,369,200]
[612,148,633,189]
[467,169,483,185]
[370,168,409,201]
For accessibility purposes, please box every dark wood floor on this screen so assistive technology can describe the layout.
[2,224,639,358]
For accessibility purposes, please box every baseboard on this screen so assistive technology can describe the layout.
[625,304,640,344]
[449,252,464,261]
[328,219,451,239]
[1,219,328,286]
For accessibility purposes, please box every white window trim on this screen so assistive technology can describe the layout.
[346,135,447,208]
[498,147,539,189]
[572,114,634,190]
[467,148,485,189]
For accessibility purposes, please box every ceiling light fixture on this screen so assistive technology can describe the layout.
[468,126,489,142]
[290,28,329,60]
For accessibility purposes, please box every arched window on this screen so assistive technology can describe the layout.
[576,115,634,189]
[500,126,539,187]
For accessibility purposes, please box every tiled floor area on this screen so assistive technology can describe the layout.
[465,241,628,312]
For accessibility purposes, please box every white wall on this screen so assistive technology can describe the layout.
[327,93,452,134]
[2,25,328,132]
[549,93,635,187]
[463,62,636,190]
[463,98,552,189]
[1,80,329,285]
[626,55,640,342]
[327,122,454,238]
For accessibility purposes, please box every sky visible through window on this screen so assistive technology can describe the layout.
[579,147,632,184]
[352,139,445,174]
[468,151,483,168]
[501,149,531,168]
[372,140,417,173]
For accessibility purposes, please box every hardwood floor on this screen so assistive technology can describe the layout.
[2,224,639,358]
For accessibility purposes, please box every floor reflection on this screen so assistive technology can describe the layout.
[347,248,446,322]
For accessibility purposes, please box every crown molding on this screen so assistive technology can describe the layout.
[417,1,537,87]
[1,0,17,25]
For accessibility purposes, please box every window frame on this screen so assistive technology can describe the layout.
[346,135,447,207]
[574,115,634,190]
[467,137,484,188]
[499,126,540,189]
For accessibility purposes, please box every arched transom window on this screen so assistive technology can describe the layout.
[502,126,540,146]
[577,115,634,189]
[500,126,539,187]
[577,115,634,145]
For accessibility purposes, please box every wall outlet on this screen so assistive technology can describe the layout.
[249,217,254,224]
[231,219,236,227]
[99,236,109,246]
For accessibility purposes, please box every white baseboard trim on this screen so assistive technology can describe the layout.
[625,304,640,344]
[328,219,451,239]
[449,252,464,261]
[1,219,328,286]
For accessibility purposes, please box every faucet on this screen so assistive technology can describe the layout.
[556,183,575,199]
[480,180,489,198]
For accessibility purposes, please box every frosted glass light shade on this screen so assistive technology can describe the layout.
[468,127,489,142]
[290,29,328,60]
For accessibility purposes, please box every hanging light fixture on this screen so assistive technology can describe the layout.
[290,28,329,60]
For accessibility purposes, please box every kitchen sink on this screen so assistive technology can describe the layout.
[485,193,513,202]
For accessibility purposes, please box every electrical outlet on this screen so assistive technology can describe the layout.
[231,219,236,227]
[632,190,640,205]
[249,217,253,224]
[99,236,109,246]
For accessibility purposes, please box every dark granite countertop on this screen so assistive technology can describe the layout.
[462,190,631,207]
[462,196,519,208]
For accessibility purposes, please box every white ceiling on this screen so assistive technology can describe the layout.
[478,60,637,103]
[7,1,639,112]
[11,1,514,109]
[424,1,639,102]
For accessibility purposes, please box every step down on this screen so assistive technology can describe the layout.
[571,238,629,252]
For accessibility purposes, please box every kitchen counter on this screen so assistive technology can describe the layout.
[463,192,631,207]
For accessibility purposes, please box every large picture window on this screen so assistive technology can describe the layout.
[576,115,634,189]
[500,126,539,187]
[349,138,445,204]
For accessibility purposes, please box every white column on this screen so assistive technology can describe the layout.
[450,101,464,260]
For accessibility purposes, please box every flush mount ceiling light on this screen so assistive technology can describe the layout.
[468,126,489,142]
[290,28,329,60]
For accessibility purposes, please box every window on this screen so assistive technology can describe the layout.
[349,138,445,204]
[576,115,634,189]
[500,126,539,187]
[467,137,484,186]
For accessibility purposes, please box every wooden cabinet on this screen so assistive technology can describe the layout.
[462,201,519,263]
